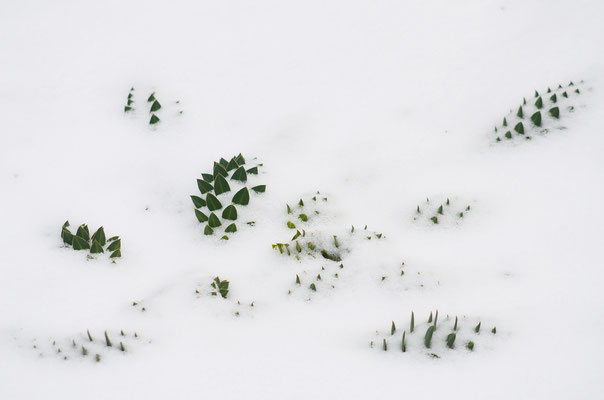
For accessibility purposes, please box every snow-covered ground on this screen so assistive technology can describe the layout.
[1,0,603,398]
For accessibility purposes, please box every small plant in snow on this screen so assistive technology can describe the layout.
[371,310,498,358]
[191,154,266,240]
[492,80,587,143]
[413,196,473,226]
[61,221,122,259]
[210,276,230,298]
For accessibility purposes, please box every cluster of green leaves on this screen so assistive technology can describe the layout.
[211,277,230,298]
[413,197,471,225]
[61,221,121,259]
[372,310,496,357]
[191,154,266,240]
[30,329,141,362]
[288,263,345,298]
[147,92,162,125]
[493,81,584,142]
[124,87,134,112]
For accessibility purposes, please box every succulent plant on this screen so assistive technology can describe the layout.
[61,221,121,259]
[493,80,587,142]
[191,154,266,239]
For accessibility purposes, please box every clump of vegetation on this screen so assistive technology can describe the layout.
[27,329,144,362]
[371,310,497,358]
[492,81,586,143]
[123,86,183,127]
[124,87,134,112]
[287,262,346,300]
[210,277,230,298]
[413,197,472,226]
[272,192,384,262]
[61,221,121,259]
[191,154,266,240]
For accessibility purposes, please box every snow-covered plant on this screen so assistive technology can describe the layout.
[287,263,345,299]
[210,277,230,298]
[27,329,143,362]
[272,192,384,262]
[413,197,472,226]
[371,310,497,358]
[493,81,586,143]
[124,87,134,112]
[61,221,121,259]
[191,154,266,240]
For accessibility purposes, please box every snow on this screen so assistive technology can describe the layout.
[1,0,604,398]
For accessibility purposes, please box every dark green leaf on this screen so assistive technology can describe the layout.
[213,162,228,178]
[197,179,213,194]
[204,225,214,235]
[514,122,524,134]
[251,185,266,193]
[107,239,121,252]
[446,333,456,349]
[535,97,543,109]
[149,114,160,124]
[235,153,245,165]
[90,240,104,254]
[222,205,237,220]
[517,106,523,118]
[219,158,228,167]
[549,107,560,119]
[91,227,106,247]
[191,195,206,208]
[124,106,132,112]
[230,166,247,182]
[530,111,542,127]
[150,100,161,112]
[232,187,250,205]
[110,249,121,258]
[195,209,208,223]
[213,174,231,195]
[246,166,258,175]
[225,223,237,233]
[206,193,223,211]
[72,235,90,250]
[424,326,435,348]
[505,131,512,139]
[226,157,239,171]
[202,173,214,182]
[147,92,155,102]
[61,228,73,245]
[208,213,222,228]
[550,94,557,103]
[76,225,90,241]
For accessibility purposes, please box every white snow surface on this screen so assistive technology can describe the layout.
[1,0,604,398]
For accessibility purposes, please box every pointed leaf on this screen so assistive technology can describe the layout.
[251,185,266,193]
[225,223,237,233]
[549,107,560,119]
[72,235,90,250]
[147,92,155,102]
[222,205,238,220]
[226,157,238,171]
[514,122,524,134]
[150,100,161,112]
[90,240,104,254]
[535,97,543,109]
[213,174,231,195]
[110,249,121,258]
[246,166,258,175]
[531,111,542,127]
[517,106,523,118]
[204,225,214,235]
[195,209,208,223]
[191,195,206,208]
[424,326,435,348]
[219,158,228,167]
[235,153,245,165]
[208,213,222,228]
[149,114,160,124]
[213,162,228,178]
[107,239,121,252]
[550,94,557,103]
[197,179,213,195]
[232,187,250,205]
[202,173,214,182]
[230,166,247,182]
[206,193,223,211]
[91,227,106,247]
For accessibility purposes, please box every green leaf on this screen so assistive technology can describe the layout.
[562,91,568,98]
[219,158,228,167]
[110,249,121,258]
[76,224,90,241]
[124,106,132,112]
[147,92,155,102]
[206,193,223,211]
[550,94,557,103]
[149,114,160,125]
[291,230,301,240]
[298,214,308,222]
[197,179,213,194]
[530,111,542,127]
[446,333,456,349]
[321,249,341,262]
[220,235,229,240]
[195,209,208,223]
[474,322,481,333]
[150,100,161,112]
[287,221,296,229]
[222,205,238,220]
[107,236,119,242]
[90,240,104,254]
[535,97,543,109]
[230,166,247,182]
[298,199,304,207]
[514,122,524,134]
[91,227,106,247]
[213,162,228,178]
[204,225,214,235]
[202,173,214,182]
[402,331,406,352]
[391,321,396,335]
[502,117,507,127]
[213,174,231,195]
[517,106,523,118]
[437,205,443,215]
[251,185,266,193]
[191,195,206,208]
[232,187,250,205]
[505,131,512,139]
[61,227,73,245]
[286,204,292,214]
[235,153,246,165]
[424,326,435,348]
[246,166,258,175]
[430,216,438,224]
[226,157,239,171]
[208,213,222,228]
[549,107,560,119]
[107,239,121,252]
[310,283,317,291]
[466,341,475,351]
[225,223,237,233]
[410,312,414,333]
[72,235,90,250]
[534,90,539,98]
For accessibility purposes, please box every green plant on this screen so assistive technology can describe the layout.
[61,221,121,259]
[211,277,230,298]
[493,80,586,142]
[191,154,265,239]
[413,197,472,226]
